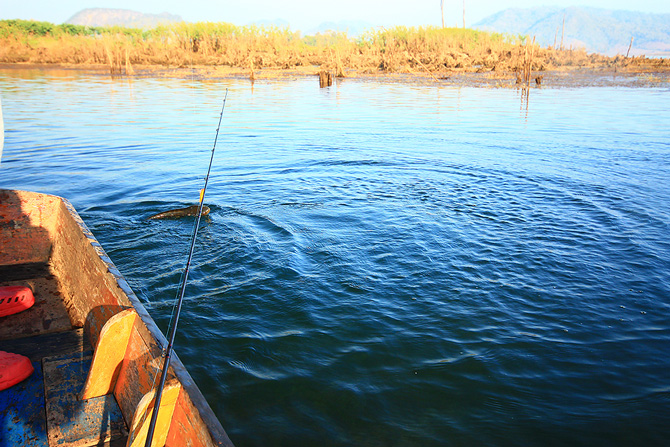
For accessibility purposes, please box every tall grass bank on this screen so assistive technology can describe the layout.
[1,19,668,78]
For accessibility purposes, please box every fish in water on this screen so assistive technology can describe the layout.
[148,205,210,220]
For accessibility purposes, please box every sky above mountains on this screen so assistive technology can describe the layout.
[3,0,669,30]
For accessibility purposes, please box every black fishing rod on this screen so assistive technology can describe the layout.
[144,89,228,447]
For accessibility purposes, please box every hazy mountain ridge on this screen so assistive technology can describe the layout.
[65,9,371,37]
[249,19,291,29]
[247,20,374,37]
[308,20,374,37]
[63,6,670,56]
[66,8,182,28]
[474,6,670,56]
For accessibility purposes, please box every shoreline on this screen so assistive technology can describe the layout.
[1,62,669,88]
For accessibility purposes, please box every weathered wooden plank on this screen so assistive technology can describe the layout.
[81,309,137,400]
[43,352,127,447]
[50,198,134,334]
[0,361,48,447]
[0,329,91,363]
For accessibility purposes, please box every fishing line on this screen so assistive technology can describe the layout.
[129,44,204,447]
[147,31,209,399]
[143,89,228,447]
[161,42,199,366]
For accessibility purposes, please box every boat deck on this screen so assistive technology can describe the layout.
[0,263,128,447]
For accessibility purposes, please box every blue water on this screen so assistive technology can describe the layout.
[2,68,670,446]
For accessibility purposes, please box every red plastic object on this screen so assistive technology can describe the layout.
[0,351,34,391]
[0,286,35,318]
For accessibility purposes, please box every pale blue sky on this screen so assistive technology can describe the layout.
[1,0,668,30]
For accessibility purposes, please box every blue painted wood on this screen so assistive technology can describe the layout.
[43,351,127,446]
[0,361,48,447]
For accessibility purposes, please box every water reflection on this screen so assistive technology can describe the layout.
[520,86,530,117]
[1,70,669,447]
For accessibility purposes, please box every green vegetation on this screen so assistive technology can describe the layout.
[0,19,101,37]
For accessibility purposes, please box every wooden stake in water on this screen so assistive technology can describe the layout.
[144,90,228,447]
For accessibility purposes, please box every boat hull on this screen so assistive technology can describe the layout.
[0,189,233,447]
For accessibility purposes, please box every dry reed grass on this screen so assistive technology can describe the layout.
[1,20,668,78]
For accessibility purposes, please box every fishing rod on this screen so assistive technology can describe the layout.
[144,89,228,447]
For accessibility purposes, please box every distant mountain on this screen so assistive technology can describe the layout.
[307,20,374,37]
[66,8,182,28]
[474,7,670,56]
[248,19,291,29]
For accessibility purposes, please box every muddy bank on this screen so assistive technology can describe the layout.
[1,62,668,89]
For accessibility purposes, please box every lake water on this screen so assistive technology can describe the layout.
[1,68,669,446]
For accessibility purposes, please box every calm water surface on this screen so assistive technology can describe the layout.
[1,69,670,446]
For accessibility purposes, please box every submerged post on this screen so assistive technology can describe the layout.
[319,70,333,87]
